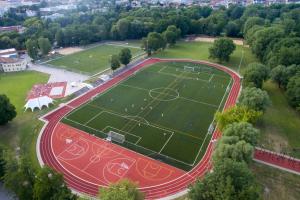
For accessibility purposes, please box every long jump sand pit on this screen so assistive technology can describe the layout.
[57,47,84,55]
[193,36,247,46]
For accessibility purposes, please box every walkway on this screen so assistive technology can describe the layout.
[254,147,300,176]
[28,63,89,96]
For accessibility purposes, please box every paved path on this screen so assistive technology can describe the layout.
[0,183,14,200]
[254,147,300,176]
[28,63,90,96]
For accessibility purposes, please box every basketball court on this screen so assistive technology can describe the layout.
[52,123,185,188]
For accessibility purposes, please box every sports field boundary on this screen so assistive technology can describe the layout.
[37,58,242,199]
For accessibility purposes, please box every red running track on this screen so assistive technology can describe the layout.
[254,147,300,175]
[38,58,241,199]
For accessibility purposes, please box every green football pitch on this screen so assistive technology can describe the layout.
[46,43,143,74]
[62,61,232,170]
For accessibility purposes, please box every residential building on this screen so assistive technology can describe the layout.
[0,57,27,72]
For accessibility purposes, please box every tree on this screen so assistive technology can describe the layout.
[270,65,287,88]
[119,48,132,66]
[55,30,64,47]
[215,105,262,131]
[38,37,51,56]
[189,159,261,200]
[213,136,254,164]
[116,19,130,40]
[163,30,177,46]
[0,94,16,125]
[243,17,265,34]
[251,27,285,61]
[222,122,259,146]
[33,167,76,200]
[225,21,240,37]
[243,63,270,88]
[26,39,39,60]
[111,54,120,71]
[209,38,236,62]
[99,179,144,200]
[143,32,166,55]
[286,75,300,109]
[4,157,35,200]
[238,87,271,111]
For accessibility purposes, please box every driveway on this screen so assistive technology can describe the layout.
[28,63,90,96]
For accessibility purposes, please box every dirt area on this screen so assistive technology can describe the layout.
[191,36,247,46]
[56,47,84,55]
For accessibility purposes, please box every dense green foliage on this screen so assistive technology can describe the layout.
[111,54,121,71]
[38,37,51,56]
[119,48,132,66]
[99,179,144,200]
[189,159,261,200]
[33,167,76,200]
[209,38,236,62]
[0,94,17,125]
[286,75,300,110]
[4,157,35,200]
[238,87,271,111]
[215,105,262,131]
[243,63,270,88]
[222,122,259,146]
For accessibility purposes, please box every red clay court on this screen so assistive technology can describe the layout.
[27,81,67,100]
[38,58,241,199]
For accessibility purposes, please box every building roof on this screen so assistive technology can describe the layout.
[0,48,17,55]
[0,57,19,64]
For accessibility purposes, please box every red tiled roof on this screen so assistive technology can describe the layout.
[0,57,18,63]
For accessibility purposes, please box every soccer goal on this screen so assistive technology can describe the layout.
[184,66,195,72]
[107,131,125,143]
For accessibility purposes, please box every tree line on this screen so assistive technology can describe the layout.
[1,4,300,52]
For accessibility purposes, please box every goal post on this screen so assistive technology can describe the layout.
[183,66,195,72]
[107,131,125,143]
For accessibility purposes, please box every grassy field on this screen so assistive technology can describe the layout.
[62,61,231,170]
[251,162,300,200]
[257,81,300,158]
[155,41,258,71]
[47,43,143,74]
[0,71,49,169]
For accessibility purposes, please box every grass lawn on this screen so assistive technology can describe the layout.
[0,71,49,169]
[47,43,143,75]
[62,61,231,170]
[155,41,258,71]
[251,162,300,200]
[257,81,300,158]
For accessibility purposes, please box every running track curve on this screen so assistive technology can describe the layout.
[38,58,242,199]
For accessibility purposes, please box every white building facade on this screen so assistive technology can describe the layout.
[0,57,27,72]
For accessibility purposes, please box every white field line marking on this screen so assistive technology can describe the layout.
[158,132,174,154]
[86,107,174,135]
[208,74,214,82]
[158,65,168,73]
[120,83,219,108]
[191,131,210,166]
[87,101,209,141]
[84,111,105,125]
[64,117,192,166]
[217,79,232,112]
[158,71,209,82]
[105,43,142,49]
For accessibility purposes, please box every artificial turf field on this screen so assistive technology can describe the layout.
[46,43,143,74]
[62,61,232,170]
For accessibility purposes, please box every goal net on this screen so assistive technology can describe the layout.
[184,66,195,72]
[107,131,125,143]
